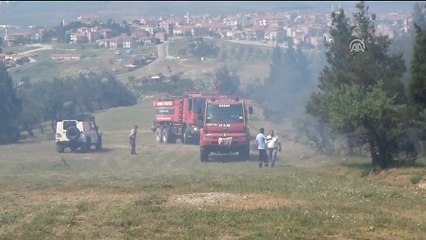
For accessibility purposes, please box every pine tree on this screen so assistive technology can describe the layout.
[413,2,426,31]
[0,63,22,143]
[256,42,312,121]
[409,26,426,108]
[307,1,411,169]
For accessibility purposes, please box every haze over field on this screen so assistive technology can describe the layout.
[0,1,414,26]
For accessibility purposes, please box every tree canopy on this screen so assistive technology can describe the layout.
[307,1,414,169]
[409,21,426,109]
[246,42,313,122]
[213,65,240,96]
[12,72,136,138]
[0,63,22,143]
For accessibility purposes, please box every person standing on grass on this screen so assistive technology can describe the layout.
[255,127,267,167]
[129,125,138,155]
[266,129,282,167]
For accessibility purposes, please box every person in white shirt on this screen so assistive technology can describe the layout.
[129,125,138,155]
[266,129,281,167]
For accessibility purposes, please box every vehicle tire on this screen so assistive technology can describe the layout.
[96,136,102,150]
[162,127,169,143]
[81,144,90,153]
[66,126,80,141]
[155,127,163,143]
[56,143,64,153]
[193,136,200,145]
[86,137,92,150]
[200,147,209,162]
[82,137,91,152]
[70,145,78,152]
[169,134,177,143]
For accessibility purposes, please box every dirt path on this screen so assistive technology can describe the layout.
[17,44,53,56]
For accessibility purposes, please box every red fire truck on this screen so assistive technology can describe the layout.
[199,96,253,161]
[151,92,222,144]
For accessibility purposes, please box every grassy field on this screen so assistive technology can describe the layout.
[1,98,425,239]
[116,38,273,89]
[2,37,425,240]
[8,44,157,83]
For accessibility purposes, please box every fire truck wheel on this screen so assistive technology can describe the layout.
[200,148,209,162]
[162,127,169,143]
[169,134,177,143]
[155,127,163,143]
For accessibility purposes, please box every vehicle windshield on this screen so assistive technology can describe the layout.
[193,98,206,113]
[206,104,244,124]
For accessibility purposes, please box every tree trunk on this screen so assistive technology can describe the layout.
[346,133,355,156]
[377,141,390,169]
[369,140,379,168]
[369,141,390,169]
[51,119,56,134]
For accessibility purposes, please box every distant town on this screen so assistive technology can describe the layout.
[0,7,412,69]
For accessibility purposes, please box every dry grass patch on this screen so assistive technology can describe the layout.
[368,168,423,188]
[167,192,305,210]
[418,177,426,189]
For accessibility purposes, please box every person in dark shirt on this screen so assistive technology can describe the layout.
[129,125,138,155]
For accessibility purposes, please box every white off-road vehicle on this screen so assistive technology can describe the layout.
[55,118,102,153]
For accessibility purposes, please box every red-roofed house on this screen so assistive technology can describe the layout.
[154,31,167,42]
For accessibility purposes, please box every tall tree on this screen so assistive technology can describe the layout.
[248,42,311,121]
[16,77,45,137]
[413,2,426,30]
[307,2,411,169]
[390,2,426,83]
[0,63,22,143]
[213,65,240,96]
[188,38,219,59]
[409,21,426,109]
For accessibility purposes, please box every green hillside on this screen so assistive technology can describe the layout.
[8,44,157,83]
[1,34,426,239]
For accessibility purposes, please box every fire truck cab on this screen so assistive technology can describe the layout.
[199,96,253,161]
